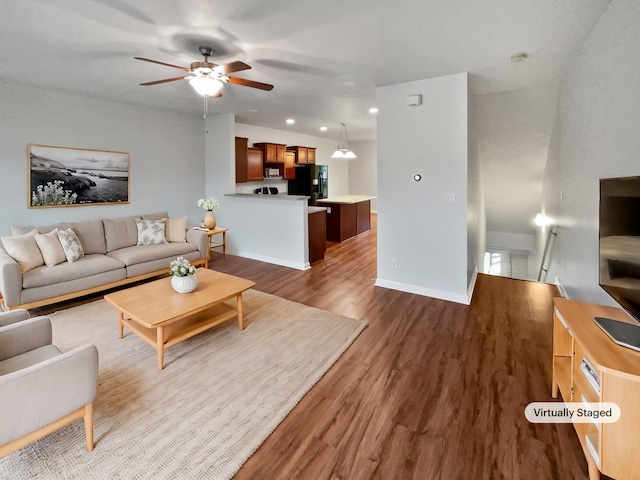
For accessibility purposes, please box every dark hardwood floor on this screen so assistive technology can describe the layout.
[31,215,591,479]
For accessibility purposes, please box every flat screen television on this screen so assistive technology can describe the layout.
[599,175,640,324]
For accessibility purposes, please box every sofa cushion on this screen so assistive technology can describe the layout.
[57,228,84,263]
[1,230,44,273]
[22,254,125,289]
[0,345,61,376]
[34,229,66,267]
[71,219,107,254]
[103,216,140,252]
[165,217,188,243]
[135,219,167,246]
[107,243,197,266]
[141,212,169,221]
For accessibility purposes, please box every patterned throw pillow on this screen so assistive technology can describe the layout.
[57,228,85,263]
[135,219,167,246]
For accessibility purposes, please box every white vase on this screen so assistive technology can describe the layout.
[171,274,198,294]
[203,211,217,229]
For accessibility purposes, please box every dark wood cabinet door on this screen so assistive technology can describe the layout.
[247,148,263,182]
[307,148,316,164]
[284,151,296,180]
[356,200,371,234]
[235,137,249,183]
[276,144,286,162]
[308,210,326,264]
[265,144,277,163]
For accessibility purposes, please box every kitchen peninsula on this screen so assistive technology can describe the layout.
[317,195,375,242]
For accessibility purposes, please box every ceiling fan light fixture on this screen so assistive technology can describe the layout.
[189,77,223,97]
[332,123,357,159]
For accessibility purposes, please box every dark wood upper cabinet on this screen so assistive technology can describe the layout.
[246,148,264,182]
[253,142,286,163]
[235,137,249,183]
[287,146,316,164]
[284,151,296,180]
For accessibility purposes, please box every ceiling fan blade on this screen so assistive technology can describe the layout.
[140,76,189,86]
[213,61,251,75]
[134,57,190,71]
[227,76,274,91]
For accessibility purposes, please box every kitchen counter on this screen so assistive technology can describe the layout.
[225,193,309,201]
[308,206,328,214]
[317,195,376,204]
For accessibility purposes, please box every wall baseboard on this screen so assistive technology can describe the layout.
[232,250,310,271]
[374,278,470,305]
[467,267,479,303]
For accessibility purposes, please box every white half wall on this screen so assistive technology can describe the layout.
[538,1,640,304]
[0,82,205,236]
[376,73,470,304]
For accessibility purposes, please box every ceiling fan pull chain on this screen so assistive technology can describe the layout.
[203,96,208,119]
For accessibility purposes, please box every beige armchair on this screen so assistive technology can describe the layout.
[0,309,98,458]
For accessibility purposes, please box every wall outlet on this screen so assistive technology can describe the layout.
[327,207,332,214]
[444,193,456,203]
[391,259,398,269]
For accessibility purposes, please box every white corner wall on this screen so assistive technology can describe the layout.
[376,73,470,304]
[539,1,640,303]
[0,82,205,235]
[348,139,378,211]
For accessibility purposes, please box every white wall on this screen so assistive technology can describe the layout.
[0,82,205,235]
[234,123,349,199]
[538,0,640,303]
[467,93,486,285]
[348,139,378,211]
[376,73,470,304]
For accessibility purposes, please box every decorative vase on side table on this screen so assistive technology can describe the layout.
[203,211,217,230]
[171,275,198,294]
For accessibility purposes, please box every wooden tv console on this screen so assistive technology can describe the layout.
[552,298,640,480]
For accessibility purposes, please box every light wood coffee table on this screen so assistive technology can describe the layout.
[104,269,255,370]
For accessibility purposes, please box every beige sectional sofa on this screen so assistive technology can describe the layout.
[0,212,208,310]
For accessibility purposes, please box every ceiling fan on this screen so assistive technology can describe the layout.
[134,45,274,98]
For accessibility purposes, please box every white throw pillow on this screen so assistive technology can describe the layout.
[35,228,67,267]
[57,228,85,263]
[1,229,44,273]
[135,219,167,246]
[165,217,188,243]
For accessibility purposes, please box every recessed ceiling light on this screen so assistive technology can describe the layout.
[369,108,378,114]
[320,126,328,131]
[286,119,295,125]
[510,52,529,63]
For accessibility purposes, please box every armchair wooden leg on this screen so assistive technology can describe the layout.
[84,403,94,452]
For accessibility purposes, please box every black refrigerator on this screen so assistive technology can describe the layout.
[287,165,328,205]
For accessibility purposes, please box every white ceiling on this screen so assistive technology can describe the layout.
[0,0,610,234]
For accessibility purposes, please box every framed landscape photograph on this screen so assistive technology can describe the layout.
[28,144,130,208]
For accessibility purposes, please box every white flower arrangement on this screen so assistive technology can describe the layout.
[197,197,221,211]
[169,256,196,277]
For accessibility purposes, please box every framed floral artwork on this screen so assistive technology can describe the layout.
[28,144,130,208]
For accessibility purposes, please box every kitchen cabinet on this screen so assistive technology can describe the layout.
[236,137,264,183]
[287,146,316,164]
[253,142,286,163]
[284,151,296,180]
[235,137,249,183]
[246,148,264,182]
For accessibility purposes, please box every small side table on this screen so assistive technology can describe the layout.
[205,227,228,268]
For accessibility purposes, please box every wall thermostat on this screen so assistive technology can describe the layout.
[413,173,422,182]
[406,94,422,106]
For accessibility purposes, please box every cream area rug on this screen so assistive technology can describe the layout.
[0,290,367,479]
